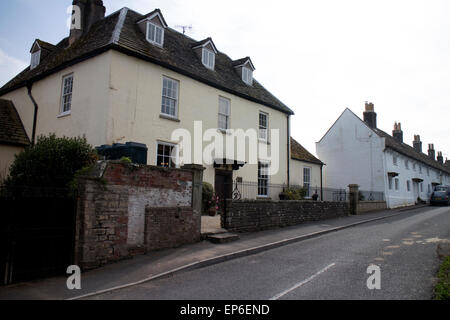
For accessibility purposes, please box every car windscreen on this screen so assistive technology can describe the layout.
[433,191,447,197]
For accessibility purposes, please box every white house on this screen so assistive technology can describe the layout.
[316,103,450,208]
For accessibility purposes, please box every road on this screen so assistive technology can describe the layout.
[88,206,450,300]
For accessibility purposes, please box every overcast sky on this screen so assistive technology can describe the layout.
[0,0,449,160]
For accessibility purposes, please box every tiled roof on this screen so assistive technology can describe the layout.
[35,39,58,53]
[373,128,450,175]
[0,99,30,146]
[290,137,323,165]
[0,8,293,116]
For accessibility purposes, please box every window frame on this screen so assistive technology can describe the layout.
[259,111,269,142]
[30,50,41,70]
[60,73,74,116]
[303,167,311,197]
[218,96,231,131]
[202,48,215,70]
[161,76,180,119]
[407,180,411,192]
[156,141,179,168]
[242,67,253,85]
[395,178,399,191]
[258,161,270,198]
[146,21,164,47]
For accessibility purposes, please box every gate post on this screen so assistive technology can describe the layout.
[348,184,359,215]
[182,164,205,217]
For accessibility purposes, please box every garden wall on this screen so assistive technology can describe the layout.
[223,200,350,233]
[74,161,204,270]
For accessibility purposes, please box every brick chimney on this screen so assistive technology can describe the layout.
[437,151,444,164]
[428,144,435,160]
[69,0,106,46]
[413,135,422,153]
[363,102,377,129]
[392,122,403,143]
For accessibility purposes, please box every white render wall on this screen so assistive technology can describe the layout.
[384,149,448,208]
[316,109,386,193]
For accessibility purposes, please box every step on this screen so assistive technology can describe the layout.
[206,232,240,244]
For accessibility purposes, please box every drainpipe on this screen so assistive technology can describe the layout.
[26,82,38,146]
[287,115,291,187]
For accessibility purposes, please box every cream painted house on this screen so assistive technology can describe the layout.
[0,99,30,180]
[0,1,296,200]
[289,137,323,199]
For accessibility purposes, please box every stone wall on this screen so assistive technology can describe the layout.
[223,200,349,233]
[75,161,204,270]
[357,201,387,214]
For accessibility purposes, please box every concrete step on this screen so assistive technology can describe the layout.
[206,232,240,244]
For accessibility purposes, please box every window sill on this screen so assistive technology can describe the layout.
[160,114,180,122]
[57,111,71,118]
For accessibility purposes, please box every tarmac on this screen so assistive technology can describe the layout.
[0,204,427,300]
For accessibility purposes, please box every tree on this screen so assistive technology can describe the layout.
[3,134,98,197]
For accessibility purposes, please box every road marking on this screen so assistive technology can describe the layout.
[269,263,336,300]
[402,241,414,246]
[385,245,400,249]
[382,239,391,242]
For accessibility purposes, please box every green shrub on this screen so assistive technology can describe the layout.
[4,134,98,196]
[284,187,307,200]
[435,256,450,300]
[202,182,214,214]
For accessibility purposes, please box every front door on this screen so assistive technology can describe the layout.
[413,182,420,203]
[215,170,233,213]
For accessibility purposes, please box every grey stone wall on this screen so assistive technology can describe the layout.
[223,200,350,233]
[357,201,387,214]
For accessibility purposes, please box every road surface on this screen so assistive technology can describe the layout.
[88,206,450,300]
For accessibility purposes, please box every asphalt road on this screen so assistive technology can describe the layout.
[89,206,450,300]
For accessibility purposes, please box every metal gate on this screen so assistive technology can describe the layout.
[1,195,77,285]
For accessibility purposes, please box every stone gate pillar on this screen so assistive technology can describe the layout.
[182,164,205,216]
[348,184,359,215]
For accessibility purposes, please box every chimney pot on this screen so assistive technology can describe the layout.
[392,122,403,143]
[413,135,422,153]
[428,144,436,160]
[437,152,444,164]
[363,102,377,129]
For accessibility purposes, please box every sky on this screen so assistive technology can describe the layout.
[0,0,449,160]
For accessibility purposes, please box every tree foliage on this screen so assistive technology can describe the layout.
[3,134,98,196]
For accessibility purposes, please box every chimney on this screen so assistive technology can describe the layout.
[69,0,106,46]
[428,144,435,160]
[413,135,422,153]
[392,122,403,143]
[363,102,377,129]
[437,151,444,164]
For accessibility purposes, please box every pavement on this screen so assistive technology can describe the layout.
[0,204,431,300]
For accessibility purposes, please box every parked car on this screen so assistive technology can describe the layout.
[430,185,450,206]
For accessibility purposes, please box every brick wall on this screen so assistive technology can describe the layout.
[75,161,203,270]
[223,200,349,233]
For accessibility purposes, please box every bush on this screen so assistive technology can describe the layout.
[3,134,98,196]
[283,187,307,200]
[435,256,450,300]
[202,182,214,214]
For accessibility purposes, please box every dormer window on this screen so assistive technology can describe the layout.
[202,48,215,70]
[232,57,255,86]
[192,38,218,71]
[242,67,253,85]
[137,9,168,48]
[147,21,164,46]
[30,50,41,70]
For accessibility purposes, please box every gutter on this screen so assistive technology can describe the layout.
[26,82,38,146]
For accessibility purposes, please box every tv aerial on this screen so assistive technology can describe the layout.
[175,24,192,34]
